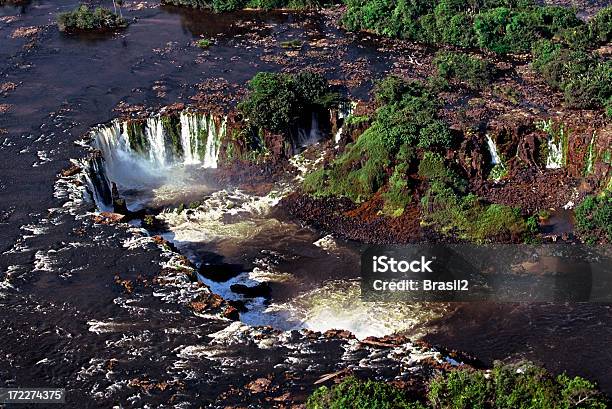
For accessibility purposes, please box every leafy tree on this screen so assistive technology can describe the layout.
[433,51,496,89]
[238,72,338,134]
[307,376,426,409]
[56,5,127,32]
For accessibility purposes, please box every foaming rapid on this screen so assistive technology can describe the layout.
[157,188,448,339]
[83,110,226,210]
[258,280,449,339]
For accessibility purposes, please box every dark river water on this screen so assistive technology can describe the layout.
[0,1,610,407]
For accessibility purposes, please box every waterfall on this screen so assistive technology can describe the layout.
[546,136,563,169]
[82,153,113,210]
[486,135,502,165]
[84,110,226,208]
[538,119,566,169]
[334,101,355,144]
[146,116,168,167]
[296,112,323,148]
[91,111,225,170]
[584,132,597,175]
[203,115,225,168]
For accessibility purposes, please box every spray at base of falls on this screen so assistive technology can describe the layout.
[82,110,226,209]
[155,183,448,340]
[258,280,449,339]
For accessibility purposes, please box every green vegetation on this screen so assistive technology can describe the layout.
[303,76,452,215]
[307,362,608,409]
[56,5,127,33]
[420,180,525,242]
[433,51,496,90]
[238,71,338,134]
[341,0,591,54]
[161,115,183,158]
[307,376,426,409]
[532,39,611,115]
[125,121,148,154]
[342,1,611,115]
[429,362,608,409]
[196,38,213,49]
[161,0,332,12]
[575,191,612,243]
[280,39,303,49]
[302,74,529,238]
[587,7,612,44]
[493,85,521,104]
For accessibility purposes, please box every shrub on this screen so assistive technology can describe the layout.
[212,0,245,12]
[341,0,592,54]
[161,0,211,8]
[303,123,392,202]
[56,5,127,32]
[303,76,448,211]
[196,38,213,48]
[374,78,443,150]
[307,376,426,409]
[433,51,496,89]
[162,0,325,11]
[429,362,608,409]
[280,39,302,49]
[238,71,338,134]
[588,6,612,44]
[418,151,465,191]
[428,369,491,408]
[382,145,415,216]
[420,169,525,242]
[418,120,453,149]
[532,40,612,112]
[374,75,415,105]
[306,363,609,408]
[575,192,612,243]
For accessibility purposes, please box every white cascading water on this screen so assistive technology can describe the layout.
[203,115,225,168]
[486,134,502,165]
[178,111,226,167]
[93,111,225,171]
[546,136,563,169]
[296,113,323,148]
[85,111,226,209]
[334,100,355,144]
[146,116,168,167]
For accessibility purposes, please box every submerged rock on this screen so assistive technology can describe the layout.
[230,282,271,298]
[92,212,125,225]
[199,263,243,282]
[60,164,82,177]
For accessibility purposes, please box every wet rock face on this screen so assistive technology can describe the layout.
[467,113,611,194]
[473,168,579,215]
